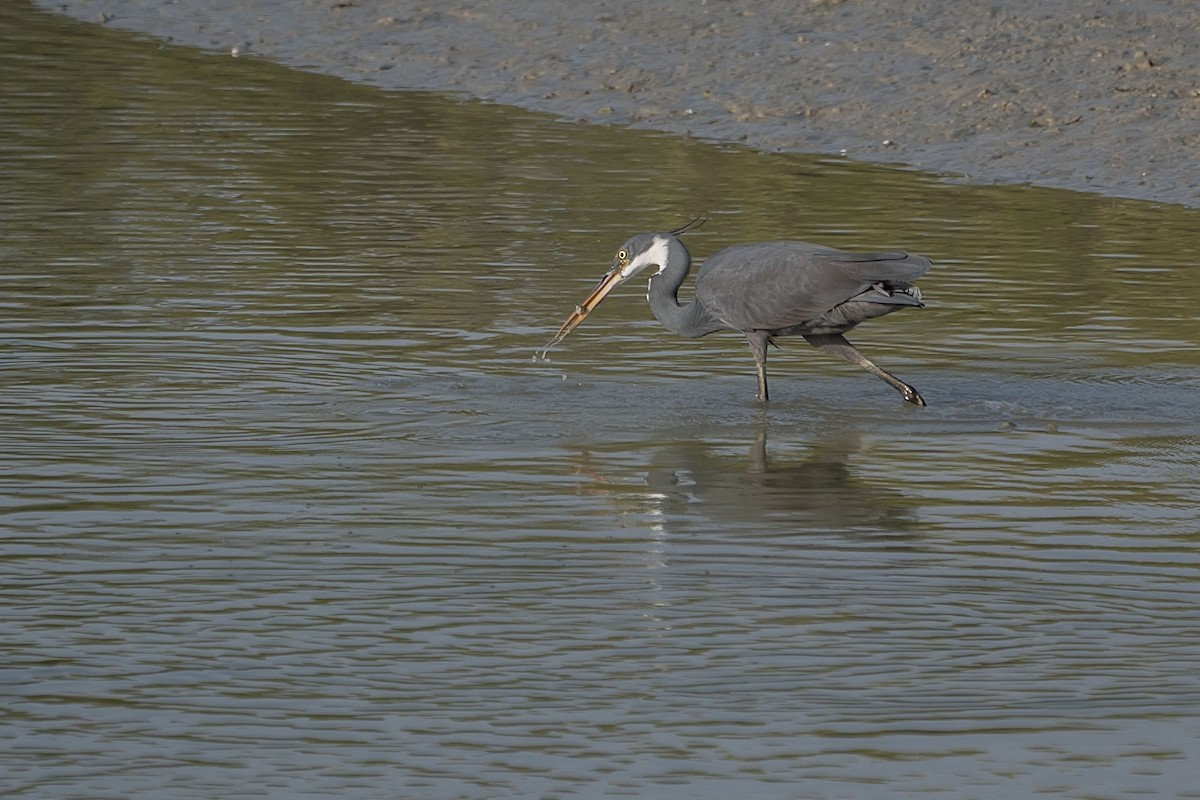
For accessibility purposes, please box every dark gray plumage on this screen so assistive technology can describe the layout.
[545,229,931,404]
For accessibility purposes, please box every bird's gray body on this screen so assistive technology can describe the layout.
[636,234,928,340]
[690,241,928,338]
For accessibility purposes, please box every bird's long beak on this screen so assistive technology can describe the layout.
[542,267,626,351]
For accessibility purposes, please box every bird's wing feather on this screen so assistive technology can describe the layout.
[695,242,931,331]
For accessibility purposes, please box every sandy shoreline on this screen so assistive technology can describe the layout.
[42,0,1200,207]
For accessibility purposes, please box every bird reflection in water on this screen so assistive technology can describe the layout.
[568,423,920,537]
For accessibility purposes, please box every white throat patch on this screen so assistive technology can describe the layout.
[624,236,671,279]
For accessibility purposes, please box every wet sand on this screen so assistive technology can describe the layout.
[44,0,1200,206]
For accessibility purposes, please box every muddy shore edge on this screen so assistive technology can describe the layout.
[42,0,1200,207]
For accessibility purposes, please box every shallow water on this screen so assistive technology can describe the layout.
[3,4,1200,799]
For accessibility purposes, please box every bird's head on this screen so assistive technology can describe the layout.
[611,233,672,280]
[542,233,673,350]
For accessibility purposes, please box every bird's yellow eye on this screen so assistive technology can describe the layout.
[618,250,628,262]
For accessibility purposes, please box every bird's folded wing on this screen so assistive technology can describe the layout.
[698,246,930,331]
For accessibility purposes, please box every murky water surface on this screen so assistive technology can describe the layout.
[4,5,1200,798]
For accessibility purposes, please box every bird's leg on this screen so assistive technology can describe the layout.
[745,331,771,402]
[803,333,926,407]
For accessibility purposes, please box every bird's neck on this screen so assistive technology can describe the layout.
[647,236,717,338]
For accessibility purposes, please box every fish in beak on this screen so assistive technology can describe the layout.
[541,266,627,352]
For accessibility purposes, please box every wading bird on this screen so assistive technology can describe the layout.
[543,222,931,404]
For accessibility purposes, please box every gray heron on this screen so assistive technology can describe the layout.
[544,222,931,405]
